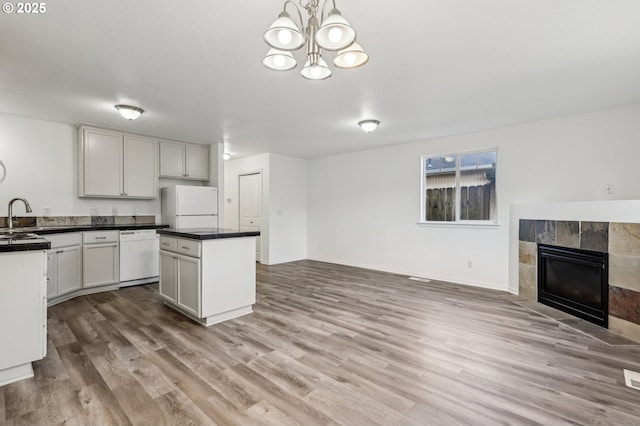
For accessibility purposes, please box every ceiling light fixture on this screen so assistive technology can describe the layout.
[115,104,144,120]
[358,119,379,132]
[263,0,369,80]
[223,153,231,160]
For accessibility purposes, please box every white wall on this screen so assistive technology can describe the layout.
[0,114,160,217]
[207,142,225,226]
[0,113,216,222]
[224,153,270,262]
[268,154,307,264]
[307,104,640,291]
[224,153,308,265]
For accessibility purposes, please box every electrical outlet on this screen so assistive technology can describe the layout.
[134,207,140,216]
[318,243,323,251]
[604,184,613,195]
[43,206,51,216]
[90,208,99,215]
[112,207,118,215]
[467,260,473,268]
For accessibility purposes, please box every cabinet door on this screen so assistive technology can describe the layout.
[178,255,201,317]
[185,144,209,180]
[83,243,119,288]
[0,251,47,370]
[58,246,82,295]
[124,135,157,198]
[46,250,57,298]
[82,128,123,197]
[159,141,186,178]
[159,250,178,303]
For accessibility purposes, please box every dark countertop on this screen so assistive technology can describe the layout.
[0,224,169,253]
[157,228,260,240]
[0,236,51,253]
[0,223,169,236]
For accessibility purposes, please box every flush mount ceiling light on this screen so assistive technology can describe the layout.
[358,119,379,132]
[262,0,369,80]
[115,104,144,120]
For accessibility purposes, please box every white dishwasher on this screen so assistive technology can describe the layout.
[119,230,160,286]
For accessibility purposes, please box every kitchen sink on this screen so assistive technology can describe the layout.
[0,232,41,240]
[0,227,48,232]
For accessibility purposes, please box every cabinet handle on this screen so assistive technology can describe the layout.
[181,246,190,250]
[95,237,107,240]
[56,250,62,254]
[162,242,170,246]
[172,256,178,260]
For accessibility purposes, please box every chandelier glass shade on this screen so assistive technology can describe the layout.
[262,48,297,71]
[262,0,368,80]
[334,42,368,69]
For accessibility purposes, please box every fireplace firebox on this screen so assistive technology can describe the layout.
[537,244,608,328]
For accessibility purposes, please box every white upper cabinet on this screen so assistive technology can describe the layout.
[159,140,209,181]
[78,126,158,199]
[159,141,185,178]
[185,144,209,180]
[80,127,122,197]
[123,135,158,197]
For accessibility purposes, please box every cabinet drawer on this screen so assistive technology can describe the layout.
[46,232,82,249]
[83,231,119,244]
[159,236,178,252]
[177,238,201,258]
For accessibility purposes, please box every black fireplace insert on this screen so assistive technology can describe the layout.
[537,244,608,328]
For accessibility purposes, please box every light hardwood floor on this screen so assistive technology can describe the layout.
[2,260,640,425]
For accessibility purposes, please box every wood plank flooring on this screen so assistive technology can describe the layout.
[2,259,640,425]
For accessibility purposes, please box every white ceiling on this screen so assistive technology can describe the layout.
[1,0,640,159]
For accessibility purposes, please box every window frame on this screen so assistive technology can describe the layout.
[419,148,499,226]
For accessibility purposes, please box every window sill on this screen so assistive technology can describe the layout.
[416,221,500,229]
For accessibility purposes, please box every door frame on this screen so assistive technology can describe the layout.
[238,171,263,263]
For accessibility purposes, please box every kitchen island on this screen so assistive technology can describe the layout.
[156,228,260,326]
[0,235,49,386]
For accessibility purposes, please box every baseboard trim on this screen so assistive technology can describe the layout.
[306,256,507,292]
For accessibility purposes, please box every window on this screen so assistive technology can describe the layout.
[421,149,497,223]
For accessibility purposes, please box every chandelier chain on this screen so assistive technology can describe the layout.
[299,0,319,17]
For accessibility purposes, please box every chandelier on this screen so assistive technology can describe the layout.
[262,0,369,80]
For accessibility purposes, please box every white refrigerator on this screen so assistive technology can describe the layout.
[161,185,218,228]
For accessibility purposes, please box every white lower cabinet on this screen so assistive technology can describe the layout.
[83,231,119,288]
[0,250,47,386]
[159,235,201,318]
[158,234,256,326]
[177,254,201,317]
[159,250,178,303]
[46,233,82,299]
[47,246,82,297]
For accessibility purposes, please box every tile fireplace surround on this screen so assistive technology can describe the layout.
[519,219,640,343]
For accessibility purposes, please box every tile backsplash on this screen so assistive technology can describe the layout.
[0,215,155,228]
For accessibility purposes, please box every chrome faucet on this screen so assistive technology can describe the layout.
[7,197,32,229]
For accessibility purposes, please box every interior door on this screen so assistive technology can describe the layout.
[239,173,262,261]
